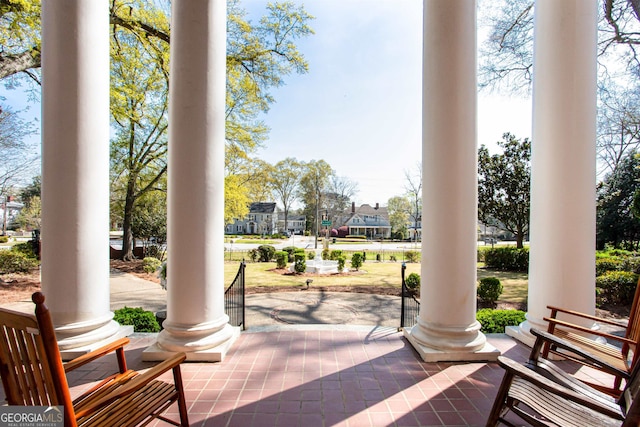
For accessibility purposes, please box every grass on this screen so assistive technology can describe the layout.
[224,261,528,303]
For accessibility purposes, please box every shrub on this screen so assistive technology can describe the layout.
[0,251,39,273]
[620,256,640,274]
[596,271,639,306]
[405,251,419,263]
[257,245,276,262]
[275,251,288,269]
[142,257,162,274]
[247,248,259,262]
[405,272,420,291]
[0,236,8,243]
[322,248,330,260]
[329,250,343,261]
[282,246,297,262]
[476,309,526,333]
[390,255,397,262]
[596,257,623,276]
[337,255,346,272]
[483,247,529,271]
[307,251,315,260]
[294,253,306,273]
[351,252,363,271]
[113,306,160,332]
[477,277,503,304]
[11,242,37,259]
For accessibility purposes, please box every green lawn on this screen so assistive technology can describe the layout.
[224,261,528,303]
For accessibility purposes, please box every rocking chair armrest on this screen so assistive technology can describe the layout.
[497,356,624,420]
[530,328,629,379]
[544,317,637,347]
[74,352,187,419]
[547,305,628,328]
[64,338,130,373]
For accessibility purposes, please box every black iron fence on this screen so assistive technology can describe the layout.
[400,262,420,329]
[225,261,246,330]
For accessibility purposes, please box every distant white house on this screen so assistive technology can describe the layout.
[277,213,306,235]
[1,199,24,234]
[336,202,391,239]
[225,202,279,235]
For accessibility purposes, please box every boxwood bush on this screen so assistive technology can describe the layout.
[596,271,639,306]
[275,251,288,269]
[351,252,363,271]
[0,251,38,273]
[476,309,526,333]
[405,273,420,291]
[113,306,160,332]
[142,257,162,274]
[294,253,306,273]
[477,277,503,304]
[483,247,529,271]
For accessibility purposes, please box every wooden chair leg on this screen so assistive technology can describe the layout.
[173,366,189,426]
[486,371,514,427]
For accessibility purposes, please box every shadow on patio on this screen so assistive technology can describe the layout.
[17,326,614,427]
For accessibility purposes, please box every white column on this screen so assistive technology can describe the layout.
[508,0,598,344]
[41,0,127,353]
[404,0,497,362]
[145,0,238,362]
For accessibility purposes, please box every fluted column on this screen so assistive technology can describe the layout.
[508,0,598,344]
[404,0,497,362]
[41,0,127,354]
[145,0,238,362]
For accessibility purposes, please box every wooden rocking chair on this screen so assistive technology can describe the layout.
[487,328,640,426]
[542,280,640,396]
[0,292,189,427]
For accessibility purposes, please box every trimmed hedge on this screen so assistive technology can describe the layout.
[113,306,160,332]
[275,251,288,269]
[294,253,306,273]
[476,309,526,333]
[142,257,162,274]
[596,271,639,306]
[0,251,38,273]
[351,253,363,270]
[405,273,420,291]
[483,247,529,271]
[477,277,503,304]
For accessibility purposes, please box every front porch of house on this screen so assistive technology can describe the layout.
[4,328,608,427]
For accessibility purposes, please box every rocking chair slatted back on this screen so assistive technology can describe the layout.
[0,308,67,409]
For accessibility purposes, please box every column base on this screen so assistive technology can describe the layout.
[404,319,499,362]
[143,326,240,362]
[59,325,134,361]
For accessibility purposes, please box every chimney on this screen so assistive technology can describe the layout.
[351,202,355,213]
[375,203,379,210]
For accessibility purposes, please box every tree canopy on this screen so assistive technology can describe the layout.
[478,133,531,248]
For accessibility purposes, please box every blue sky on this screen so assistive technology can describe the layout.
[2,0,532,205]
[245,0,532,206]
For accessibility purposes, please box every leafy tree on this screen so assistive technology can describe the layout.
[299,159,333,239]
[0,0,41,83]
[224,174,250,225]
[478,133,531,248]
[597,150,640,249]
[109,0,170,260]
[404,162,422,242]
[130,190,167,260]
[19,174,39,202]
[14,194,39,230]
[270,158,302,234]
[387,195,411,239]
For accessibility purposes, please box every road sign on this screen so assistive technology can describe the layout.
[321,220,332,226]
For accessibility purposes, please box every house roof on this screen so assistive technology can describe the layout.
[249,202,277,214]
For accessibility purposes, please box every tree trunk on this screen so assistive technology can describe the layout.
[120,179,137,261]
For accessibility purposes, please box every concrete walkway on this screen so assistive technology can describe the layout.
[109,271,403,329]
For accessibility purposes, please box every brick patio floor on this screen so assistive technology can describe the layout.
[35,327,616,427]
